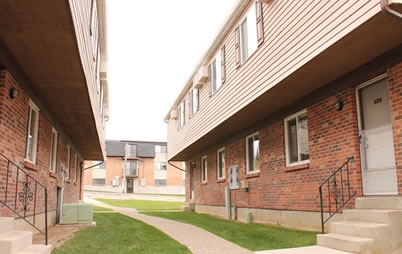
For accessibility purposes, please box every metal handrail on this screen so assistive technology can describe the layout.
[318,156,357,234]
[0,152,48,245]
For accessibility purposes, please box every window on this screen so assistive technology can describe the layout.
[217,148,225,179]
[66,145,70,180]
[246,133,260,173]
[74,154,78,182]
[155,162,167,171]
[92,178,105,185]
[201,156,207,183]
[177,101,185,129]
[235,2,264,67]
[99,83,104,118]
[25,100,39,163]
[189,88,199,115]
[209,47,225,95]
[154,179,167,186]
[125,161,138,176]
[284,110,309,165]
[155,145,167,153]
[90,0,99,61]
[50,128,58,173]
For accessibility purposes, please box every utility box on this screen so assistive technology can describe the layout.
[61,203,93,224]
[229,165,239,190]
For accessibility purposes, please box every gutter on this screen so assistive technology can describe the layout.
[380,0,402,19]
[84,160,105,170]
[168,160,186,172]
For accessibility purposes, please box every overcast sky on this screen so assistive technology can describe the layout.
[105,0,239,142]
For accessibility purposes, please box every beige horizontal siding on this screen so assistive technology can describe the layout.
[168,0,381,160]
[69,0,106,151]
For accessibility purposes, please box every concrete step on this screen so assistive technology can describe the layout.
[355,197,402,209]
[0,217,15,234]
[343,209,402,224]
[17,244,52,254]
[330,221,389,239]
[0,231,33,254]
[317,233,373,254]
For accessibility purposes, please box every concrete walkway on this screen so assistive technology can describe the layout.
[84,197,351,254]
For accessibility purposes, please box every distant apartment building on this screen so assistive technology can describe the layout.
[84,140,185,194]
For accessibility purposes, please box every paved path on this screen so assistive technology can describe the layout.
[85,196,351,254]
[85,197,251,254]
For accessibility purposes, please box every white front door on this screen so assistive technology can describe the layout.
[357,77,397,195]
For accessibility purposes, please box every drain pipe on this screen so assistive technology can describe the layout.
[168,160,186,172]
[380,0,402,19]
[83,160,105,170]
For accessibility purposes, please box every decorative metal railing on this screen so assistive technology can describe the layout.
[318,156,357,234]
[0,152,48,245]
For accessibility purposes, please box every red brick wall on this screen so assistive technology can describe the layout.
[0,69,83,219]
[188,61,402,214]
[389,62,402,194]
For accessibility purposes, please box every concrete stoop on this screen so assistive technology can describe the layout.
[317,197,402,254]
[0,217,52,254]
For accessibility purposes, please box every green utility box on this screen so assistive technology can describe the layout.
[61,203,93,224]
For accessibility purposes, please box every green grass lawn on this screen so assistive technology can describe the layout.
[77,199,317,252]
[94,198,184,211]
[144,211,318,251]
[52,212,191,254]
[93,205,113,211]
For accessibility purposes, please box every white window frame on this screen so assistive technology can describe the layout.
[90,0,99,61]
[74,154,78,182]
[190,88,199,115]
[217,148,225,179]
[66,145,71,180]
[177,101,185,129]
[25,100,39,163]
[210,50,223,94]
[201,156,207,183]
[50,128,58,173]
[284,109,310,166]
[246,132,260,174]
[239,5,258,64]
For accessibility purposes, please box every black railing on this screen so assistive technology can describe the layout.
[318,156,357,234]
[0,152,48,245]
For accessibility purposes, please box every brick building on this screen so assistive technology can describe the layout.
[84,140,185,194]
[0,0,108,238]
[165,1,402,253]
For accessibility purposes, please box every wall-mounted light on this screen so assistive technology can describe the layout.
[9,87,19,99]
[334,101,344,111]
